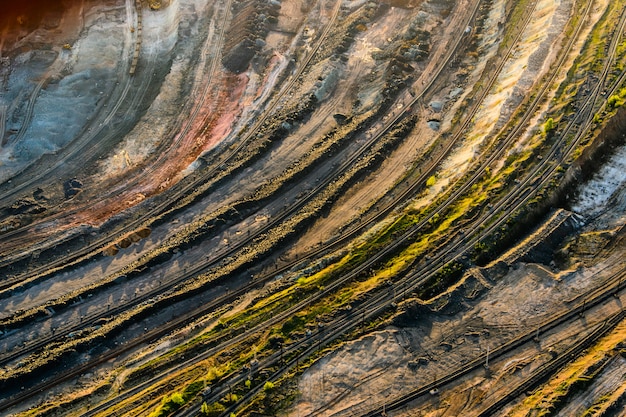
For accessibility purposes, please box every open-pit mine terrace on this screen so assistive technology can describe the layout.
[2,0,626,416]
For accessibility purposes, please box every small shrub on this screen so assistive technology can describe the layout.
[149,392,186,417]
[170,393,184,406]
[200,402,225,417]
[281,314,305,336]
[608,94,624,109]
[543,117,555,135]
[224,393,239,404]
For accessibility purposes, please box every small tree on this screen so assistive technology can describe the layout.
[201,402,210,415]
[263,381,275,392]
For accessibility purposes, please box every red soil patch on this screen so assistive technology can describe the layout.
[69,72,249,226]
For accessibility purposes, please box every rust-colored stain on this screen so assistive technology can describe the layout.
[0,0,68,28]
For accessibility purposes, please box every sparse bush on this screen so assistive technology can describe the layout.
[170,392,184,405]
[608,94,624,109]
[543,117,555,135]
[593,113,602,124]
[224,393,239,404]
[200,402,225,417]
[149,392,186,417]
[418,261,465,300]
[280,314,305,336]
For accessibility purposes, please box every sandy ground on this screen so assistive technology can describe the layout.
[286,0,624,414]
[2,0,625,414]
[555,354,626,416]
[286,0,479,254]
[419,0,572,204]
[289,255,626,417]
